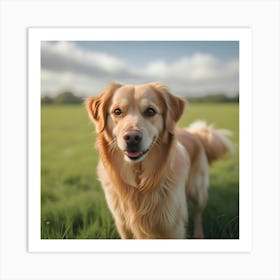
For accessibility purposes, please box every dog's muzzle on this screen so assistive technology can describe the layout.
[123,130,144,160]
[123,130,156,162]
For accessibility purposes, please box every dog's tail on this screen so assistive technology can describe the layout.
[186,120,234,164]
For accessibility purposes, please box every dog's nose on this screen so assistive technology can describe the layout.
[124,130,143,145]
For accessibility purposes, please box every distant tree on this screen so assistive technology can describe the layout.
[187,93,239,103]
[231,95,239,103]
[41,96,54,105]
[54,91,83,105]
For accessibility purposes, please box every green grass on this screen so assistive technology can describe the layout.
[41,103,239,239]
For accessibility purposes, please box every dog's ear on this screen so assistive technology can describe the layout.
[165,92,186,135]
[86,83,122,133]
[151,83,186,135]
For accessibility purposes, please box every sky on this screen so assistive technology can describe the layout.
[41,41,239,97]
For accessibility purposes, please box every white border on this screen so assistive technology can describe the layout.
[28,27,252,253]
[1,1,279,279]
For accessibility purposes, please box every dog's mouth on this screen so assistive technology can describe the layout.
[125,148,150,161]
[124,138,156,162]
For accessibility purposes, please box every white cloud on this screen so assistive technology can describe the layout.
[41,41,127,76]
[41,69,108,96]
[41,42,239,97]
[145,60,169,79]
[144,53,238,82]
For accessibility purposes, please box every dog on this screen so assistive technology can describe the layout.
[86,82,233,239]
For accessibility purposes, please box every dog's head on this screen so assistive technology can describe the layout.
[86,83,185,163]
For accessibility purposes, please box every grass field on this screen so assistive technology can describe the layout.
[41,102,239,239]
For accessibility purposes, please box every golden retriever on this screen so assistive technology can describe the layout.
[86,82,233,239]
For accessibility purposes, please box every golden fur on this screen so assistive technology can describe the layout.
[86,82,233,239]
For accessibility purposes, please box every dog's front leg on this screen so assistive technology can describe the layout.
[114,218,134,239]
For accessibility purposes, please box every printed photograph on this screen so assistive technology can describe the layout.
[41,41,239,239]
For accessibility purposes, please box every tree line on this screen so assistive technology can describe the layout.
[187,93,239,103]
[41,91,239,105]
[41,92,84,105]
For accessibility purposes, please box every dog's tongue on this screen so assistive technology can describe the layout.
[126,151,142,158]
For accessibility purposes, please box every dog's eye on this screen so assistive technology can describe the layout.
[113,108,122,116]
[144,107,156,117]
